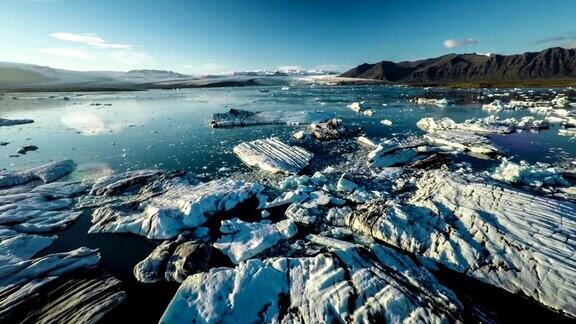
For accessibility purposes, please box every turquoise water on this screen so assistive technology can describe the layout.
[1,85,575,175]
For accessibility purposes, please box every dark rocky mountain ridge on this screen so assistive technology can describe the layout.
[341,47,576,86]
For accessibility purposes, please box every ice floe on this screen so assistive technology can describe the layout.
[490,158,570,188]
[410,98,450,107]
[233,137,313,174]
[134,230,214,283]
[213,218,298,264]
[417,117,513,135]
[309,118,358,140]
[209,109,333,128]
[90,177,265,239]
[424,131,500,155]
[0,118,34,127]
[0,247,125,323]
[161,242,462,323]
[0,160,76,189]
[346,169,576,317]
[347,101,369,112]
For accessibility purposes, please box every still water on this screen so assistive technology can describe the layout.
[2,85,574,174]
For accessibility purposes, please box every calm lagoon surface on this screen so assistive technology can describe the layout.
[2,85,574,174]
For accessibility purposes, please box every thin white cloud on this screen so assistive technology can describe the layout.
[50,32,132,49]
[40,47,94,59]
[443,38,478,48]
[43,32,152,68]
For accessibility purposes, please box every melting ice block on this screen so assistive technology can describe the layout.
[233,137,313,174]
[209,109,333,128]
[160,242,462,323]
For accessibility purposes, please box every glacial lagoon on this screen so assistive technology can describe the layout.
[1,84,576,323]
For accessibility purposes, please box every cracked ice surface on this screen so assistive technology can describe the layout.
[234,137,313,174]
[346,169,576,317]
[160,242,462,323]
[89,177,265,239]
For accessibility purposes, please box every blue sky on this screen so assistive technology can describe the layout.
[1,0,575,74]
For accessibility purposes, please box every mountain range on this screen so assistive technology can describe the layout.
[340,47,576,87]
[0,62,336,92]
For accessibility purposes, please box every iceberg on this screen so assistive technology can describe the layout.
[160,243,462,323]
[0,247,125,323]
[134,230,213,283]
[0,160,76,189]
[213,218,298,264]
[346,169,576,317]
[424,130,500,155]
[309,118,357,140]
[0,118,34,127]
[90,178,265,239]
[209,109,333,128]
[491,158,570,187]
[233,137,313,174]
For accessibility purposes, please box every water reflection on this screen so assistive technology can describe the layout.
[61,112,132,135]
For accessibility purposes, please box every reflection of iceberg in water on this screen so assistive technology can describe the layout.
[61,112,128,135]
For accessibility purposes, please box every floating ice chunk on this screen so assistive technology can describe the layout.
[285,203,316,225]
[482,100,505,112]
[0,229,55,268]
[0,160,76,189]
[161,243,462,323]
[309,118,357,140]
[380,119,393,126]
[367,140,424,168]
[0,118,34,127]
[347,101,368,112]
[336,174,376,203]
[233,137,313,174]
[410,98,450,107]
[263,187,309,208]
[0,181,87,233]
[336,173,358,193]
[310,172,327,185]
[326,206,353,226]
[417,117,513,135]
[292,130,307,140]
[209,109,333,128]
[134,232,214,283]
[362,109,374,116]
[559,128,576,137]
[491,158,570,187]
[0,247,125,323]
[213,218,297,264]
[90,178,265,239]
[552,95,570,108]
[424,130,500,155]
[357,136,379,148]
[90,169,162,196]
[346,169,576,317]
